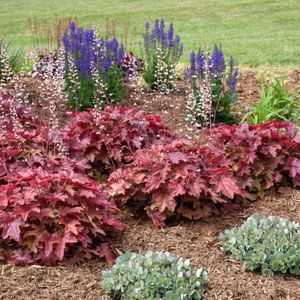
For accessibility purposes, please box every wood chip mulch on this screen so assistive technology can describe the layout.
[1,190,299,299]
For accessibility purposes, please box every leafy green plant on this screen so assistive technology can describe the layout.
[101,251,208,299]
[219,214,300,276]
[241,78,300,127]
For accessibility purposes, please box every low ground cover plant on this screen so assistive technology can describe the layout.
[142,19,183,91]
[186,46,238,127]
[101,251,208,299]
[241,78,300,127]
[219,214,300,276]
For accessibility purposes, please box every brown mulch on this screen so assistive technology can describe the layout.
[1,69,300,300]
[1,190,299,300]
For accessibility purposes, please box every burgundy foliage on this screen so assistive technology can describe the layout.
[0,97,125,266]
[107,140,245,227]
[0,93,44,180]
[2,92,300,264]
[0,156,125,266]
[206,121,300,196]
[63,106,175,176]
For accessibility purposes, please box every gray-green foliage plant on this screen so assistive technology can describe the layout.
[101,251,208,299]
[219,214,300,276]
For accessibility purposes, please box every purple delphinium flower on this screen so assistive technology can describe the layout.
[142,19,183,90]
[189,51,196,76]
[145,21,150,30]
[187,46,238,98]
[195,50,205,77]
[209,46,226,79]
[228,56,238,93]
[143,19,182,51]
[63,23,125,78]
[167,23,174,47]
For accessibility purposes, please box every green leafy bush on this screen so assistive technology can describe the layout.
[101,251,208,299]
[241,78,300,127]
[219,214,300,276]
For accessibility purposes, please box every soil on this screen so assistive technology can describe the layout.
[1,69,300,300]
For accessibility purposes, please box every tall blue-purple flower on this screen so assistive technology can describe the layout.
[62,23,126,109]
[142,19,183,90]
[209,46,226,79]
[228,56,238,94]
[186,45,238,124]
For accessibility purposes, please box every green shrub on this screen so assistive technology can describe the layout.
[219,214,300,276]
[241,78,300,127]
[101,251,208,299]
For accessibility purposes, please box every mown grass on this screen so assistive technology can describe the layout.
[0,0,300,66]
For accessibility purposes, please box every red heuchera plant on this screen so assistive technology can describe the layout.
[107,140,245,227]
[206,121,300,196]
[0,94,45,180]
[63,106,175,176]
[0,96,125,266]
[0,156,125,266]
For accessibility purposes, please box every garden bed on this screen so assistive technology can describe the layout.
[1,189,299,300]
[1,68,300,299]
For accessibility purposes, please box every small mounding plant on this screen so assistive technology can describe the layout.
[63,106,175,178]
[101,251,208,299]
[186,46,238,126]
[219,214,300,276]
[108,140,245,227]
[241,78,300,127]
[142,19,183,92]
[206,121,300,197]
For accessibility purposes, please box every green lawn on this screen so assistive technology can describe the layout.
[0,0,300,66]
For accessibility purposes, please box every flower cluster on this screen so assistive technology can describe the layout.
[62,23,126,109]
[142,19,183,91]
[186,46,238,126]
[0,37,13,85]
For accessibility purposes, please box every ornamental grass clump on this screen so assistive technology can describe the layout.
[62,23,126,110]
[219,214,300,276]
[142,19,183,92]
[186,46,238,126]
[101,251,208,299]
[241,78,300,127]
